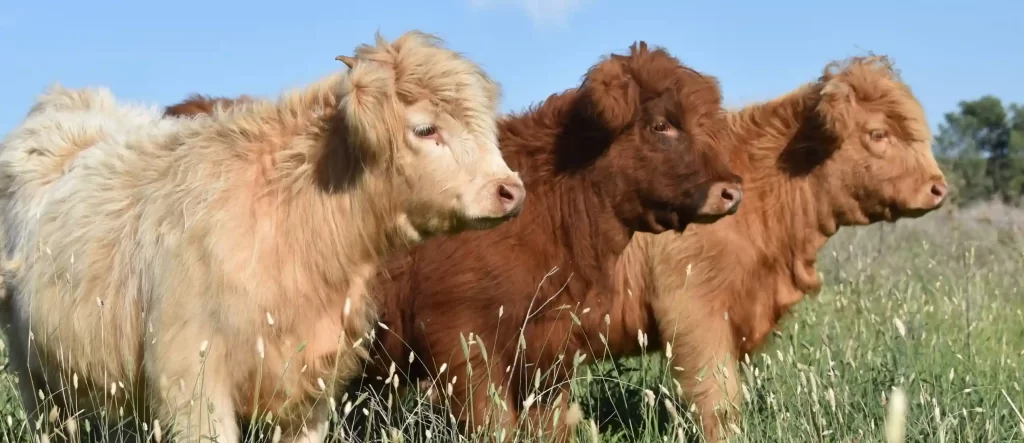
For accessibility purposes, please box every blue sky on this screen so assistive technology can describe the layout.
[1,0,1020,137]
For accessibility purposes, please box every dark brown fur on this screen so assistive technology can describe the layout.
[363,43,741,441]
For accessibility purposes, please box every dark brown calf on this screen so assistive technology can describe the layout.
[164,42,742,441]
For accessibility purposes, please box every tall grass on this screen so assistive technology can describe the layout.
[2,203,1022,442]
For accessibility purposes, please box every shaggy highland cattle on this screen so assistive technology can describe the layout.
[620,55,948,440]
[0,31,525,443]
[358,54,945,442]
[130,52,944,443]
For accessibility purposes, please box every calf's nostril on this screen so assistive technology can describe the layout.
[930,183,947,199]
[720,187,743,207]
[721,187,735,202]
[498,184,515,203]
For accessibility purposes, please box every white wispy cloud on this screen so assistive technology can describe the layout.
[468,0,590,27]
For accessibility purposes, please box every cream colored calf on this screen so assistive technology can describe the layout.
[0,31,524,443]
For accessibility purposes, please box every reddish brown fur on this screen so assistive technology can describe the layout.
[621,56,947,440]
[163,93,255,117]
[356,43,743,441]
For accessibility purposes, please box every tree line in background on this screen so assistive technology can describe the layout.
[934,95,1024,205]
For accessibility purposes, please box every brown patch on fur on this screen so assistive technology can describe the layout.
[163,93,255,117]
[356,42,742,442]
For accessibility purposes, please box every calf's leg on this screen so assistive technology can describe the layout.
[2,297,79,441]
[148,337,240,443]
[678,349,740,442]
[445,354,518,442]
[0,292,41,422]
[6,328,51,431]
[653,296,740,441]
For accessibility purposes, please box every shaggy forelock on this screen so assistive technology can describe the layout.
[821,55,901,82]
[820,54,929,141]
[252,31,502,183]
[621,42,726,149]
[353,31,502,142]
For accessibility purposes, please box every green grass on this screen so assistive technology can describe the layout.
[2,203,1023,442]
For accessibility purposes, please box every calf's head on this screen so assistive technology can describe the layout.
[164,33,524,243]
[335,31,525,241]
[578,42,742,233]
[813,55,947,223]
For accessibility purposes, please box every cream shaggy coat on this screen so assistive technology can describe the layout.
[0,31,516,443]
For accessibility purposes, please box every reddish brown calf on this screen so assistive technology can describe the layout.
[625,55,947,440]
[362,42,742,441]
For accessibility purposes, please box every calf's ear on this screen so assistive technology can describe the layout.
[816,76,858,136]
[339,60,402,159]
[581,56,640,133]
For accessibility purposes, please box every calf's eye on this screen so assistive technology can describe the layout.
[869,129,888,142]
[652,122,670,133]
[414,125,438,138]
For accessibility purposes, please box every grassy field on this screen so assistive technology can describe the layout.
[2,202,1023,442]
